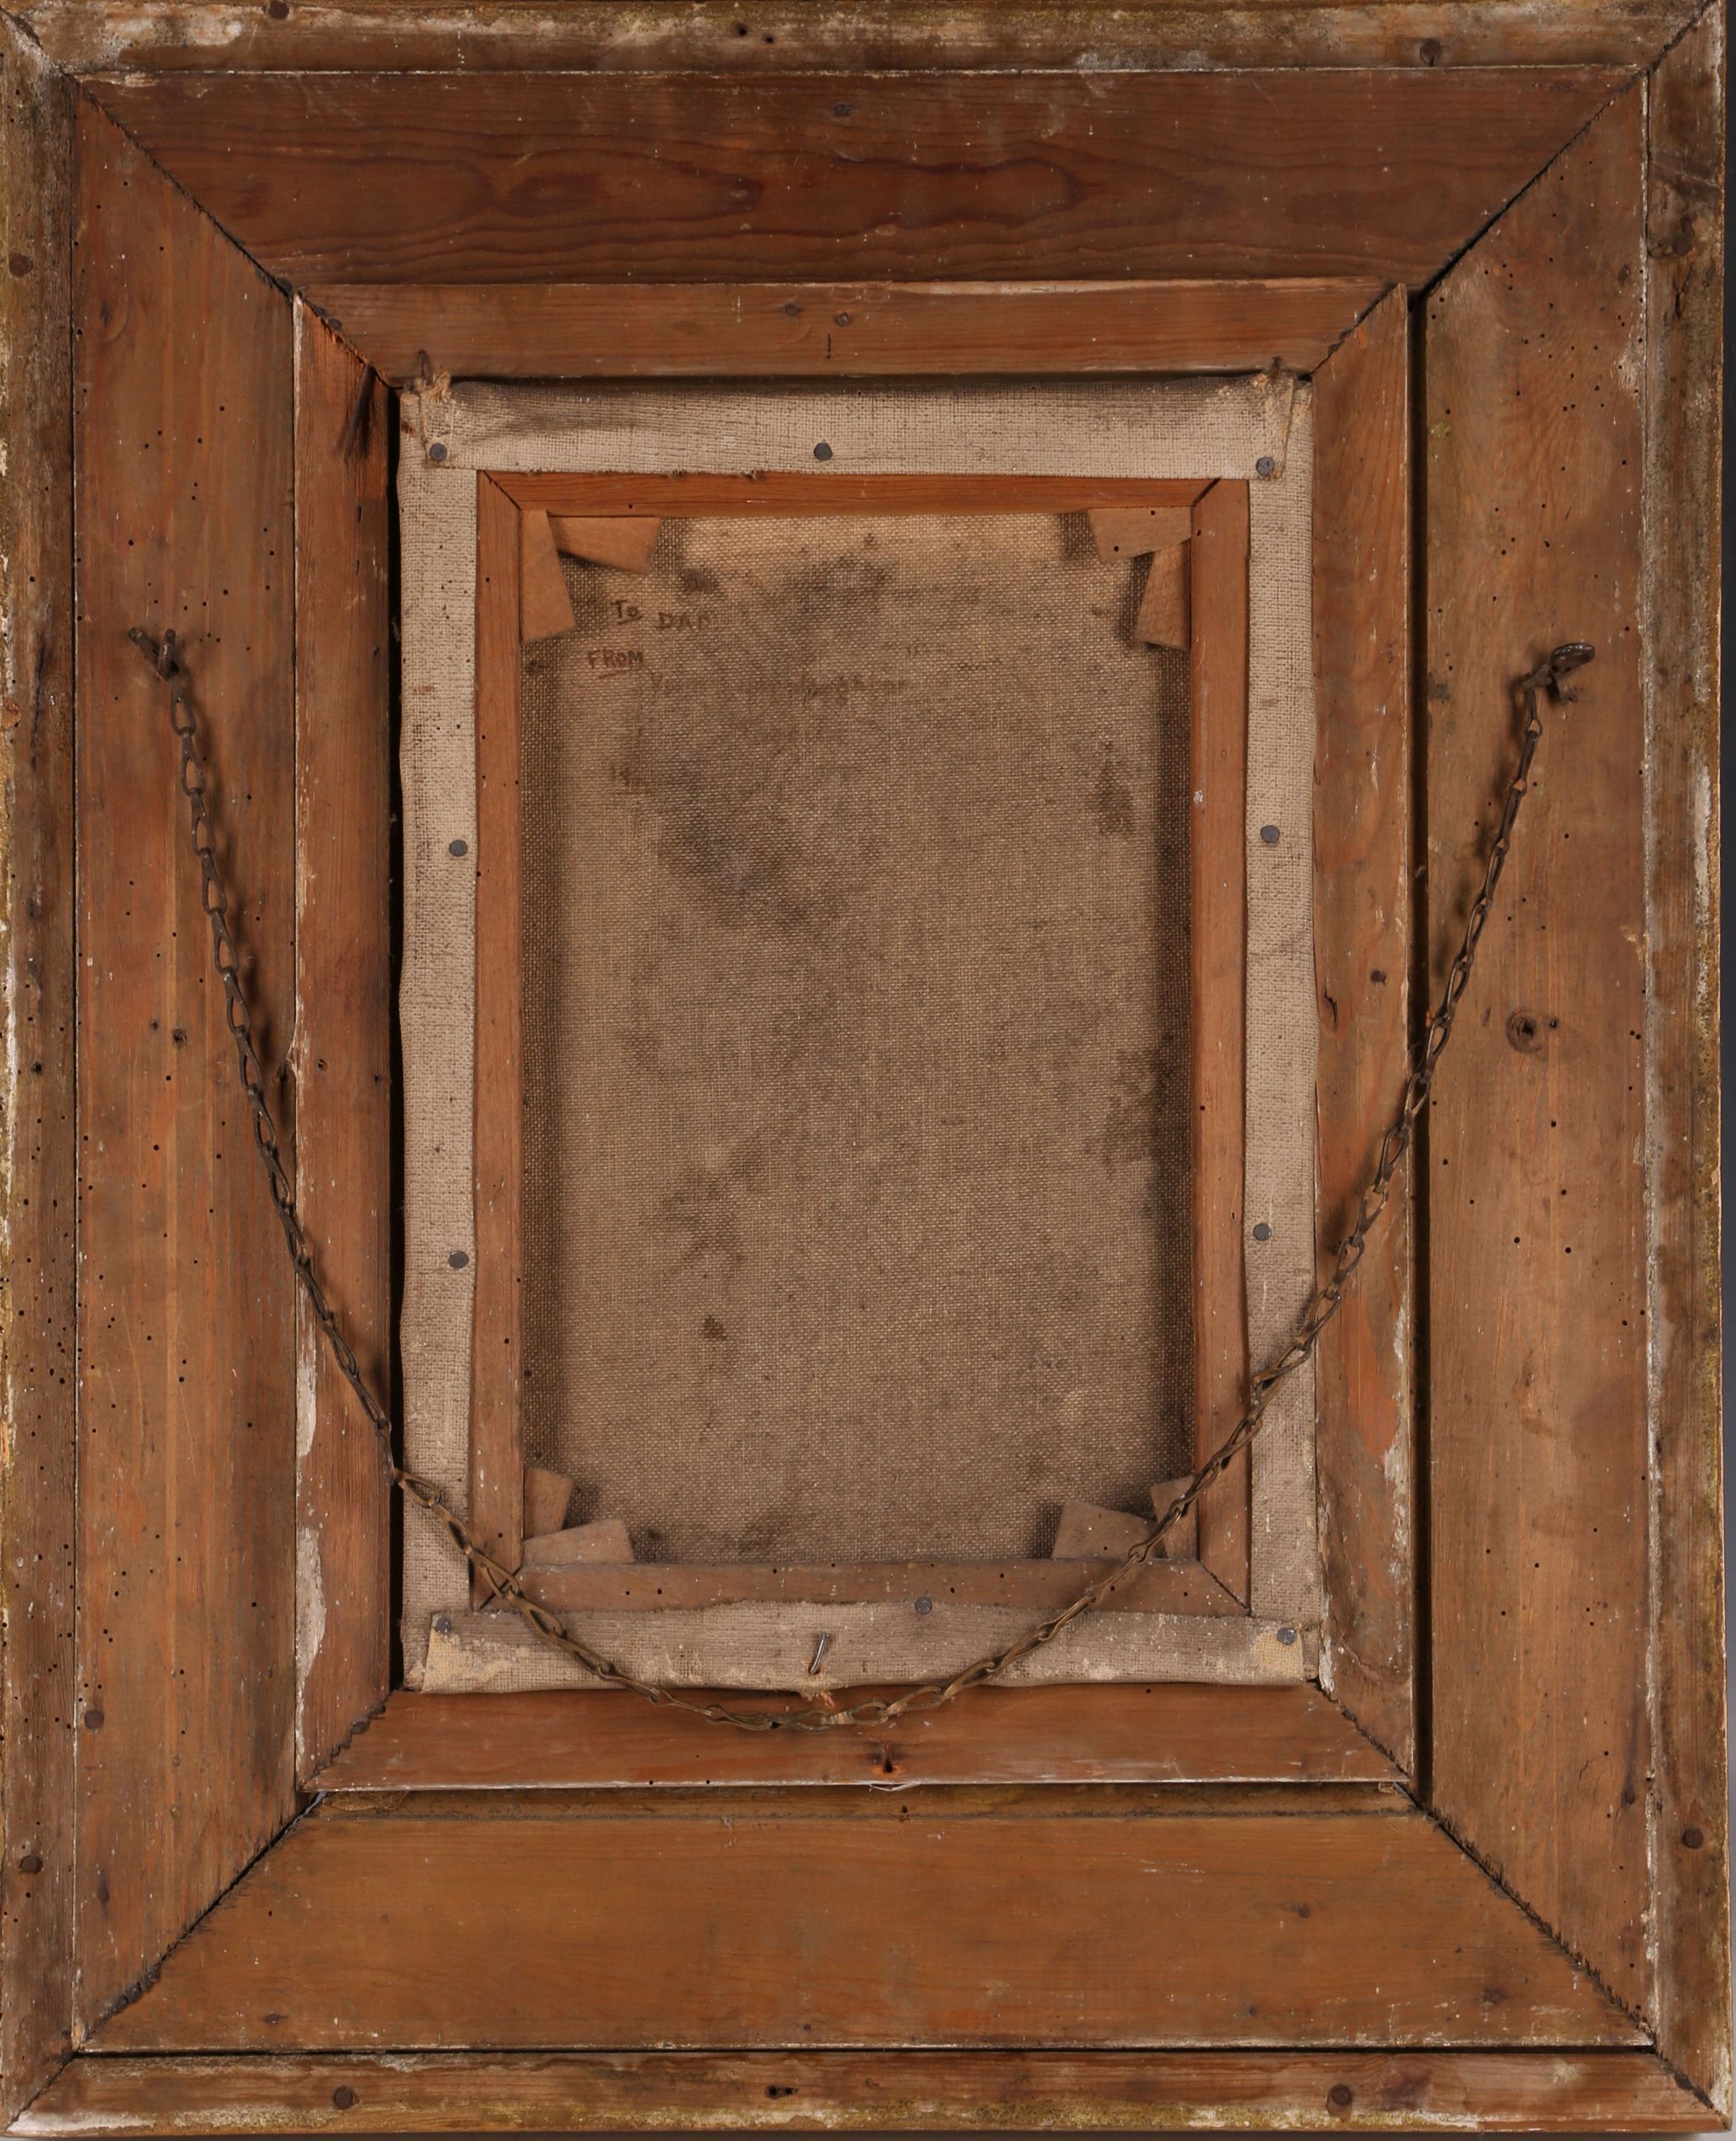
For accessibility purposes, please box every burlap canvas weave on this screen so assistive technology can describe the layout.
[398,378,1319,1689]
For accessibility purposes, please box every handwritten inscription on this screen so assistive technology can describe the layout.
[585,647,646,673]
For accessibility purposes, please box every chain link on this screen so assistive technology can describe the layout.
[131,624,1592,1732]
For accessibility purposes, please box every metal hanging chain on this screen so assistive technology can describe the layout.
[131,625,1594,1733]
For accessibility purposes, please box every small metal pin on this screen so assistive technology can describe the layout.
[427,441,448,464]
[1255,454,1277,478]
[1260,823,1281,846]
[914,1594,933,1615]
[448,837,469,858]
[807,1632,833,1676]
[813,441,834,462]
[1276,1625,1299,1646]
[1253,1222,1272,1243]
[448,1248,470,1270]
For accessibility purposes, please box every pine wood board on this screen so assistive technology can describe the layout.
[12,2048,1715,2135]
[1309,286,1416,1772]
[70,97,299,2042]
[1422,83,1651,2016]
[1639,7,1731,2114]
[86,70,1628,290]
[1188,480,1251,1599]
[292,305,392,1785]
[0,17,76,2123]
[88,1793,1638,2053]
[312,1685,1398,1791]
[307,278,1388,382]
[18,0,1707,74]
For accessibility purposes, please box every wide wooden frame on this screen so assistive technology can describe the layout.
[465,468,1258,1636]
[0,4,1725,2131]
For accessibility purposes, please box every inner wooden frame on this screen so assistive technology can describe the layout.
[468,470,1254,1629]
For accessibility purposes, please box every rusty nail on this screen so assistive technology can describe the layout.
[18,1852,42,1875]
[331,2086,359,2110]
[1329,2083,1354,2110]
[1683,1825,1706,1849]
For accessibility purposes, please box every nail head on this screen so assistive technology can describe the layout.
[1260,824,1281,846]
[1683,1825,1706,1849]
[448,837,469,858]
[915,1595,933,1615]
[1329,2084,1354,2110]
[1255,454,1277,477]
[1253,1221,1272,1243]
[813,442,833,462]
[427,441,448,464]
[1277,1625,1298,1645]
[448,1249,470,1270]
[18,1852,42,1875]
[84,1709,103,1730]
[332,2087,359,2110]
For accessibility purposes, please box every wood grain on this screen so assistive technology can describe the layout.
[309,278,1387,382]
[90,1793,1635,2052]
[1310,285,1416,1773]
[88,70,1626,290]
[1189,481,1250,1601]
[495,473,1210,516]
[19,1,1705,75]
[72,98,298,2040]
[1641,8,1731,2114]
[13,2048,1715,2136]
[470,475,526,1591]
[0,18,76,2120]
[1423,86,1650,2012]
[292,306,392,1786]
[314,1684,1395,1791]
[517,1554,1240,1616]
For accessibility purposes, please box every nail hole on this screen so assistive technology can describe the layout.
[84,1709,103,1730]
[782,302,801,318]
[18,1853,42,1875]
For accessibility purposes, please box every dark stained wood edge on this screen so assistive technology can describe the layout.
[1641,5,1732,2114]
[14,0,1706,75]
[492,473,1212,515]
[306,279,1388,383]
[70,92,300,2044]
[292,303,393,1782]
[1422,83,1653,2019]
[1310,285,1416,1774]
[0,18,76,2122]
[312,1683,1398,1791]
[470,475,526,1593]
[1189,480,1251,1600]
[11,2048,1715,2136]
[20,2043,1724,2135]
[81,70,1631,292]
[515,1555,1241,1617]
[82,1793,1641,2055]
